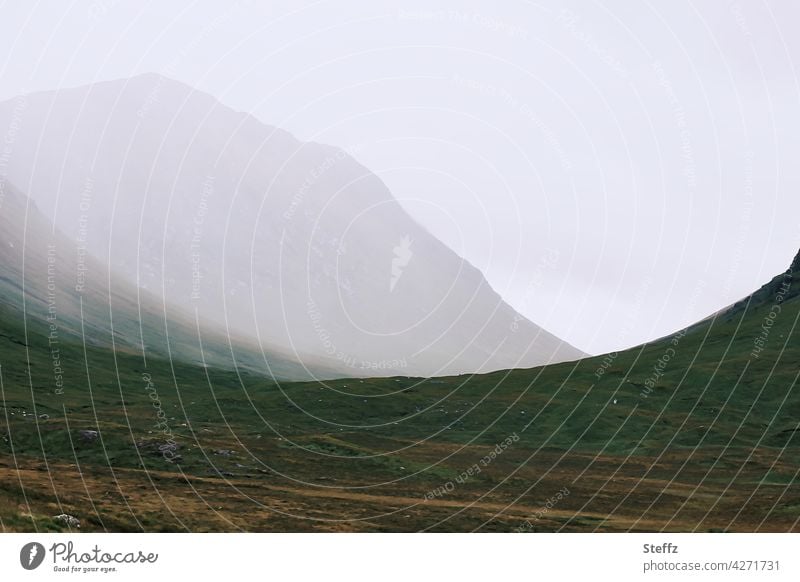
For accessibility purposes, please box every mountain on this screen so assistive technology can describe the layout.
[0,179,339,380]
[1,244,797,532]
[0,74,583,377]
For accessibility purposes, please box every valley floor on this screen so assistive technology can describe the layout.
[1,435,796,532]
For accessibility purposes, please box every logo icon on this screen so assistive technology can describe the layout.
[20,542,46,570]
[390,235,414,292]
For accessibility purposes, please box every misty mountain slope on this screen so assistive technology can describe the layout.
[0,74,583,377]
[1,247,797,533]
[0,180,339,381]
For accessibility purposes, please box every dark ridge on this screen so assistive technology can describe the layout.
[723,248,800,319]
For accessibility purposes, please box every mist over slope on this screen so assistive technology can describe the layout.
[0,74,583,377]
[0,180,337,380]
[0,235,796,531]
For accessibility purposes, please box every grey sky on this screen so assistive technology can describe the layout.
[1,0,799,355]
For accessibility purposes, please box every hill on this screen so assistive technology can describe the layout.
[0,244,797,532]
[0,180,341,381]
[0,74,583,377]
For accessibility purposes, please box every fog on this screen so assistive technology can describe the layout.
[1,0,799,355]
[0,75,584,376]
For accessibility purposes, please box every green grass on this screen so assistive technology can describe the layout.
[0,254,798,531]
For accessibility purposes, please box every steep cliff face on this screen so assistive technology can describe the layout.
[0,74,583,377]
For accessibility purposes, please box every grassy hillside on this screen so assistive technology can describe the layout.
[0,251,798,532]
[0,182,343,381]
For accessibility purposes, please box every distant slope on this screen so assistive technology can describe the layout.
[0,180,342,380]
[676,248,799,338]
[0,247,796,532]
[720,250,799,317]
[499,246,800,454]
[0,74,583,377]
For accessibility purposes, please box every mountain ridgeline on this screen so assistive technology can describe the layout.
[718,247,800,321]
[0,74,583,379]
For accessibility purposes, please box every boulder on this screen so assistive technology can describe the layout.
[79,430,99,443]
[53,514,80,528]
